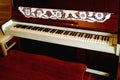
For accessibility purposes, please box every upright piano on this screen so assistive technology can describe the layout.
[1,0,120,80]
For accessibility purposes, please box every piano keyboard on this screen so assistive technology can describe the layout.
[13,24,112,46]
[2,20,117,54]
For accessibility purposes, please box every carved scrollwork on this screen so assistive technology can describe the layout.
[18,6,111,23]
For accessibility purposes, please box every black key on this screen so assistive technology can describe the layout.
[107,36,110,41]
[26,26,32,29]
[20,25,28,29]
[101,36,104,40]
[38,27,45,31]
[63,31,70,35]
[69,32,74,36]
[86,34,90,38]
[84,34,88,38]
[77,33,81,37]
[80,33,84,37]
[104,36,107,41]
[73,32,78,36]
[31,27,39,30]
[94,35,98,39]
[42,28,51,32]
[89,34,93,39]
[14,25,22,28]
[71,32,78,36]
[56,30,63,34]
[96,35,100,40]
[50,29,57,33]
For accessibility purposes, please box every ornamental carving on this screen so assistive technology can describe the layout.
[18,6,111,23]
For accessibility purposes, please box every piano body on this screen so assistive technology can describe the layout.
[1,0,120,80]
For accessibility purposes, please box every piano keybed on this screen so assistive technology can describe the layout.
[2,20,117,54]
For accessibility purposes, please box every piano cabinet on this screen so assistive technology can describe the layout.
[1,0,119,80]
[18,37,119,80]
[13,0,118,13]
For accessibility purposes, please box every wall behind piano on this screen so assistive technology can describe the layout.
[0,0,11,25]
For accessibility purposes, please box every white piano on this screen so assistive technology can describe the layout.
[1,0,120,79]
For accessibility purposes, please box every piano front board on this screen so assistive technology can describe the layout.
[11,0,119,33]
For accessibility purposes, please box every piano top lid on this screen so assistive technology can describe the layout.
[12,0,119,13]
